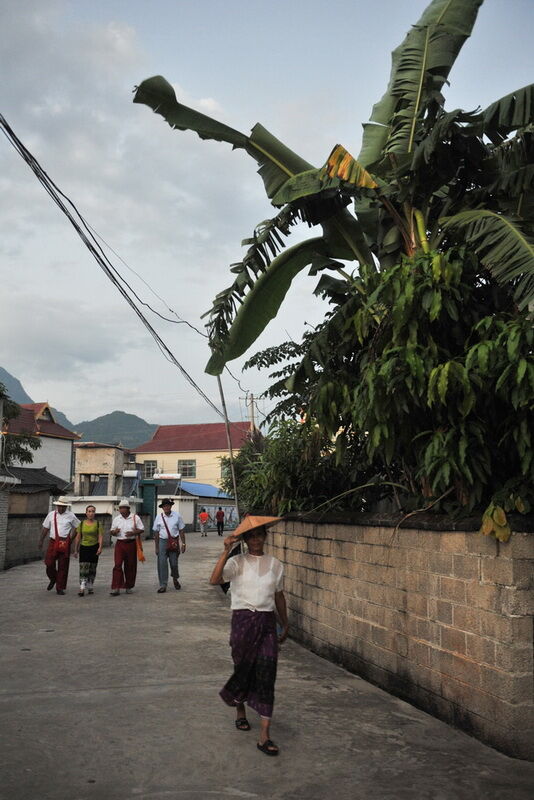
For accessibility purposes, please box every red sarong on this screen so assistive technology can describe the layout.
[45,539,71,591]
[111,539,137,589]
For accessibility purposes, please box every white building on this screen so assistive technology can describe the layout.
[5,403,78,483]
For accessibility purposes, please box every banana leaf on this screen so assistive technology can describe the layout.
[205,238,329,375]
[480,84,534,142]
[358,0,483,170]
[133,76,312,200]
[441,210,534,309]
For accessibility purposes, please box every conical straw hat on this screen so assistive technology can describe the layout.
[232,515,282,538]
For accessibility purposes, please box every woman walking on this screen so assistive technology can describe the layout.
[209,515,288,757]
[73,504,103,596]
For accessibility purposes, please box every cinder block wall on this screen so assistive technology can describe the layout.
[268,520,534,760]
[4,513,152,569]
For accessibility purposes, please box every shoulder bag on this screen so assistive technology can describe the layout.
[161,513,180,552]
[54,512,70,555]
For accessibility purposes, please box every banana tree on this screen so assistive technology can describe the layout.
[134,0,534,377]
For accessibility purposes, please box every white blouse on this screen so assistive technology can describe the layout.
[222,553,284,612]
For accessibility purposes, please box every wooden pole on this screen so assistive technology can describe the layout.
[216,375,240,520]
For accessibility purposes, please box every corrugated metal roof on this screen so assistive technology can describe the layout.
[132,421,250,453]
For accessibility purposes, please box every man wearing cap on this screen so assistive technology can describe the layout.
[109,499,144,596]
[39,497,80,595]
[209,515,288,757]
[153,498,186,592]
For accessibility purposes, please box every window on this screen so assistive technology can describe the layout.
[143,460,157,478]
[177,459,196,478]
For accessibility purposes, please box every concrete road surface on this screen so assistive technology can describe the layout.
[0,535,533,800]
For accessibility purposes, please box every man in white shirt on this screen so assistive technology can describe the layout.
[153,498,186,592]
[39,497,80,595]
[109,498,144,596]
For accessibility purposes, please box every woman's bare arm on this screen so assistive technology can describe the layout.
[209,534,239,584]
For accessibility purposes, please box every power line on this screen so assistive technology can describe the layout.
[0,113,223,420]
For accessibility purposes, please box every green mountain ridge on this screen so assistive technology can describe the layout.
[1,367,157,449]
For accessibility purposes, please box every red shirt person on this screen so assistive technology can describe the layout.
[215,507,225,536]
[198,508,210,536]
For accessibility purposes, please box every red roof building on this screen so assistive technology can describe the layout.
[131,421,253,487]
[4,403,79,482]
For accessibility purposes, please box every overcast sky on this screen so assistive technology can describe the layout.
[1,0,532,427]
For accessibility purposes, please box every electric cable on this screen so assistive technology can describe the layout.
[0,114,223,420]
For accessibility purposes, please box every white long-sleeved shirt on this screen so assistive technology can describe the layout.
[153,511,185,539]
[222,553,284,612]
[111,512,144,540]
[42,510,80,539]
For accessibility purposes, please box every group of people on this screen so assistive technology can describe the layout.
[198,506,226,536]
[40,497,288,756]
[39,496,187,596]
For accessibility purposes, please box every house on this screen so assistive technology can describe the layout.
[67,441,142,517]
[2,466,69,569]
[4,403,79,482]
[131,421,253,488]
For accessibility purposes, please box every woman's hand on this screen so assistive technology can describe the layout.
[96,547,102,556]
[223,534,239,551]
[278,624,289,644]
[72,550,79,559]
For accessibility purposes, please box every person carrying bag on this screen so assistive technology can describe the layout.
[153,498,186,593]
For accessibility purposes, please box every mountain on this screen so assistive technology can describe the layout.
[51,408,76,430]
[76,411,157,449]
[1,367,157,448]
[0,367,33,404]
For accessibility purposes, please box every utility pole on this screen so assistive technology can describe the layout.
[247,393,256,432]
[216,376,239,520]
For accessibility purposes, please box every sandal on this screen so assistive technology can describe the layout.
[257,739,279,756]
[235,718,251,731]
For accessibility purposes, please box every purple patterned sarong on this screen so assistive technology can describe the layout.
[219,609,278,719]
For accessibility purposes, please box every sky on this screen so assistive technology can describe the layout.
[1,0,533,427]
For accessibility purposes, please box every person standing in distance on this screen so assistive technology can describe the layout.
[39,497,80,595]
[215,506,225,536]
[153,498,186,592]
[109,499,144,596]
[198,507,210,536]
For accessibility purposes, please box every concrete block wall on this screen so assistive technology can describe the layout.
[268,520,534,760]
[0,489,8,571]
[4,513,152,569]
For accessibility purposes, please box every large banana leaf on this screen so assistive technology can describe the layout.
[205,238,328,375]
[272,144,378,206]
[133,76,313,200]
[480,84,534,142]
[358,0,483,170]
[441,210,534,309]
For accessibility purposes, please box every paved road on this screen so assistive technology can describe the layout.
[0,536,533,800]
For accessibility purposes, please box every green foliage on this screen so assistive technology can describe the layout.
[220,420,381,517]
[135,0,534,521]
[0,383,41,466]
[285,249,534,514]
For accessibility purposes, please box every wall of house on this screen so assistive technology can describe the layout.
[138,450,231,488]
[74,446,126,495]
[15,437,74,482]
[268,519,534,761]
[0,488,8,571]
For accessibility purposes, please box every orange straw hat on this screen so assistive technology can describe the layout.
[232,515,282,539]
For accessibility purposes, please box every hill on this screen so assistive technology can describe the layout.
[0,367,33,404]
[1,367,157,448]
[76,411,157,449]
